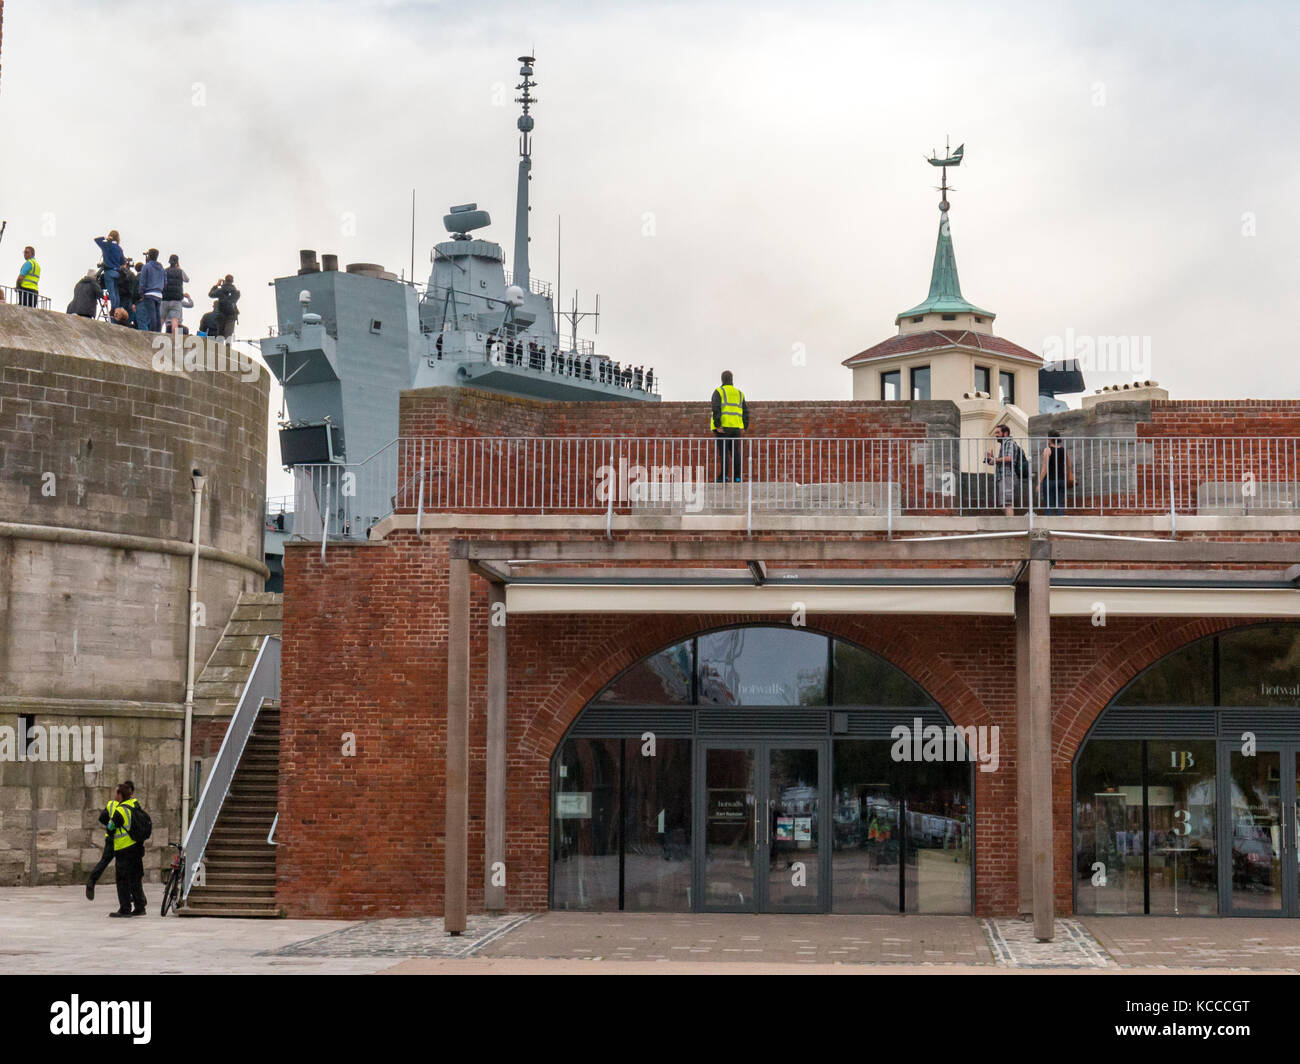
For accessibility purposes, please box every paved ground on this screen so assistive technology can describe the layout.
[4,889,1299,974]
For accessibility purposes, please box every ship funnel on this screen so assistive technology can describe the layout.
[322,254,339,272]
[298,249,320,274]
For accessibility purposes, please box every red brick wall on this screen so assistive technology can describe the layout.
[276,525,1299,919]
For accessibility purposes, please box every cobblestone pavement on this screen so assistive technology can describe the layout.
[1082,917,1300,971]
[473,912,995,965]
[982,918,1114,968]
[274,914,531,958]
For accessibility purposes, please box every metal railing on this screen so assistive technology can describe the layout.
[290,435,1300,531]
[0,284,52,309]
[502,270,553,299]
[182,635,281,898]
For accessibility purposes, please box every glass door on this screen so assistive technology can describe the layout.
[1224,744,1300,916]
[698,742,826,912]
[764,745,824,913]
[700,744,758,912]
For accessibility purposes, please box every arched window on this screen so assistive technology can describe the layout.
[1075,623,1300,918]
[553,625,972,915]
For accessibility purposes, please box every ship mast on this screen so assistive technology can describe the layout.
[512,55,536,290]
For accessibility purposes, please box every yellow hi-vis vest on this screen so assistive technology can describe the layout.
[18,259,40,291]
[108,798,138,851]
[711,384,745,431]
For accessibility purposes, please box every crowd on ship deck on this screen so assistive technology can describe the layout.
[439,328,654,394]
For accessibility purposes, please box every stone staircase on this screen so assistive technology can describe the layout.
[180,699,280,917]
[192,592,283,718]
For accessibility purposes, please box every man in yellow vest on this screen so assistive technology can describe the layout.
[710,370,750,482]
[16,246,40,308]
[97,781,147,916]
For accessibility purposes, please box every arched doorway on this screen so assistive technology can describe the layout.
[1073,622,1300,917]
[550,624,976,914]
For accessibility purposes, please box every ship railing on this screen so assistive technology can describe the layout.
[384,435,1300,518]
[1,285,52,310]
[502,270,553,299]
[290,440,402,540]
[443,333,659,396]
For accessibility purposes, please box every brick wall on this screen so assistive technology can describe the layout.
[277,523,1300,918]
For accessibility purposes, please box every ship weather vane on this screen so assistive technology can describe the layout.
[926,137,964,212]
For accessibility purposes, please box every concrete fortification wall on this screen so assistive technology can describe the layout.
[0,306,270,885]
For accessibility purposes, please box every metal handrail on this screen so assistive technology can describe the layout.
[291,434,1300,529]
[181,635,281,898]
[1,285,52,309]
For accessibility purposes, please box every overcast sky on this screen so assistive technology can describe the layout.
[5,0,1297,495]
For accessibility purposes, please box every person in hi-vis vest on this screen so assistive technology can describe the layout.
[710,370,750,482]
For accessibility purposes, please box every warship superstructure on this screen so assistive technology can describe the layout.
[260,56,659,554]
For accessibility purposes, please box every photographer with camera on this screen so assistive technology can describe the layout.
[208,274,240,337]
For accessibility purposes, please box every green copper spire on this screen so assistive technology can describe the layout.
[896,140,994,325]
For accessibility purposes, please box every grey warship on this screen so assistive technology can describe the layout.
[260,56,659,556]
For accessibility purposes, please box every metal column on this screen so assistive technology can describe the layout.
[445,557,470,934]
[484,581,507,912]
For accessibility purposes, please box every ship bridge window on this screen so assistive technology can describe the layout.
[369,319,382,334]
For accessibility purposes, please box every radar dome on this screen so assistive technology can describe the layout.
[504,285,525,307]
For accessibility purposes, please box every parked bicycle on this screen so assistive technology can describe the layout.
[160,842,185,916]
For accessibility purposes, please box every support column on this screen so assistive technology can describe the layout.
[445,557,470,934]
[1028,549,1055,941]
[1015,578,1032,916]
[484,581,507,912]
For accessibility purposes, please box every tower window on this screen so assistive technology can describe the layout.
[999,371,1015,406]
[910,365,931,401]
[880,370,901,401]
[974,316,983,323]
[941,313,957,321]
[911,316,924,324]
[974,365,991,395]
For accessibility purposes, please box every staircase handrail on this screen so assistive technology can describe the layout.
[181,634,281,898]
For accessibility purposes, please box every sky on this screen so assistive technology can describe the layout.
[4,0,1298,497]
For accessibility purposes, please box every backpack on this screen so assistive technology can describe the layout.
[1013,442,1028,478]
[127,804,153,844]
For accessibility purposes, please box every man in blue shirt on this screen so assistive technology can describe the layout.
[94,231,126,311]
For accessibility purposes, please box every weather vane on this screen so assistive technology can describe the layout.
[926,137,964,212]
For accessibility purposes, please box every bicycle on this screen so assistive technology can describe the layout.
[160,842,185,916]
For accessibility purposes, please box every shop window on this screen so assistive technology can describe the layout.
[1075,740,1146,914]
[552,738,621,910]
[698,628,828,706]
[1113,637,1214,706]
[1219,625,1300,706]
[595,640,693,705]
[832,641,933,706]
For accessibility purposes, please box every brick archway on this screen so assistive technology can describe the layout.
[1053,615,1275,761]
[516,613,995,760]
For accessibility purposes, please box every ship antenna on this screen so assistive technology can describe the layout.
[513,55,537,289]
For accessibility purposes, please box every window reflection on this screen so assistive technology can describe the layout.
[596,641,693,705]
[1220,626,1300,706]
[698,628,828,706]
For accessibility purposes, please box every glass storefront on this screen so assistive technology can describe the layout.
[1074,624,1300,917]
[551,625,973,913]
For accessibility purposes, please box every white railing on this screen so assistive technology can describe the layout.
[290,435,1300,528]
[182,635,281,898]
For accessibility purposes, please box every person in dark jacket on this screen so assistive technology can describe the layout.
[66,270,103,317]
[116,259,140,320]
[136,249,165,332]
[94,230,126,310]
[160,254,190,332]
[209,275,240,337]
[198,301,223,337]
[86,783,127,900]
